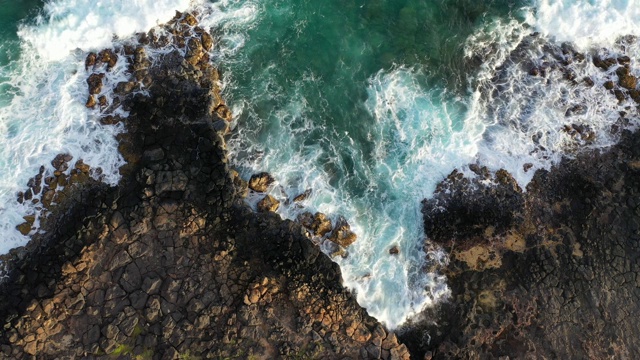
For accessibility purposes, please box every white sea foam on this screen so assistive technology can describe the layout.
[21,0,197,61]
[2,0,637,333]
[534,0,640,49]
[0,0,206,254]
[465,9,640,186]
[217,0,640,330]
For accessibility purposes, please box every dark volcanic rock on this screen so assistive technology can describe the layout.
[617,66,638,90]
[0,12,406,360]
[257,194,280,213]
[401,130,640,359]
[423,168,524,246]
[311,212,333,237]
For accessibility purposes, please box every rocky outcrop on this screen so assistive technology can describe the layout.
[0,11,408,359]
[400,129,640,359]
[248,172,276,193]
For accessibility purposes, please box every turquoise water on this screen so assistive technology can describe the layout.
[204,0,531,326]
[1,0,640,328]
[0,0,42,64]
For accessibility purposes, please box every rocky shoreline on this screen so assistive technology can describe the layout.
[400,118,640,357]
[3,9,640,360]
[0,12,409,359]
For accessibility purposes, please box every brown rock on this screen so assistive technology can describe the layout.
[293,189,312,202]
[42,189,55,208]
[16,222,32,236]
[98,95,108,108]
[229,170,248,197]
[617,66,637,90]
[85,52,97,70]
[115,81,136,95]
[583,77,594,87]
[248,172,275,192]
[593,56,617,70]
[87,73,104,95]
[389,246,399,255]
[185,38,204,65]
[257,195,280,213]
[296,211,314,228]
[328,218,357,247]
[85,95,97,108]
[312,212,333,237]
[75,160,90,173]
[98,49,118,70]
[201,32,213,51]
[181,13,198,26]
[100,115,120,125]
[618,56,631,65]
[215,105,232,122]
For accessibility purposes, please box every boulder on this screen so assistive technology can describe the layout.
[248,172,275,192]
[115,82,136,95]
[185,38,204,65]
[87,73,104,95]
[593,56,617,70]
[51,154,72,172]
[98,95,108,108]
[85,95,96,108]
[257,195,280,213]
[293,189,312,203]
[201,32,213,51]
[98,49,118,70]
[296,211,314,229]
[328,218,357,247]
[181,13,198,26]
[311,213,332,237]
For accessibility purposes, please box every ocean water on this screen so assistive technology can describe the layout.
[1,0,640,329]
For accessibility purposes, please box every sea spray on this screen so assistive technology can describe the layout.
[1,0,640,331]
[0,0,207,253]
[207,0,640,329]
[465,8,640,186]
[534,0,640,49]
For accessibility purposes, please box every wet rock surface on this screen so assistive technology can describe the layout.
[0,12,407,359]
[400,130,640,359]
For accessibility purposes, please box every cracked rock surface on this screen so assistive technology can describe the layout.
[0,12,408,360]
[400,129,640,359]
